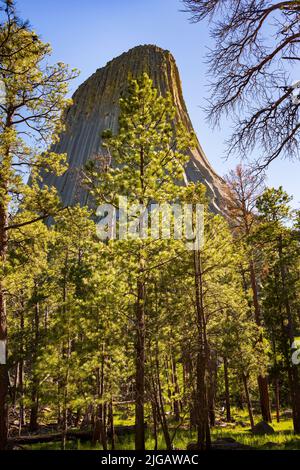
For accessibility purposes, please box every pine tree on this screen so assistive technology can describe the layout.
[225,165,272,423]
[256,187,300,433]
[85,73,195,450]
[0,1,77,448]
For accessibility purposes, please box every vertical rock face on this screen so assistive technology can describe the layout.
[44,45,229,213]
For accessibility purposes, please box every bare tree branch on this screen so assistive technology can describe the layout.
[183,0,300,169]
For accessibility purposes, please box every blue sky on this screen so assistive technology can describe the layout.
[17,0,300,206]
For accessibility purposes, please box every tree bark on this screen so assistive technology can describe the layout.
[249,259,272,423]
[193,249,211,450]
[223,356,231,422]
[257,374,272,423]
[274,378,280,423]
[135,275,145,451]
[108,399,115,450]
[18,305,25,433]
[93,351,107,450]
[242,373,254,429]
[29,293,40,433]
[60,270,71,450]
[0,186,9,450]
[153,345,172,451]
[208,351,217,427]
[170,353,180,421]
[151,400,158,451]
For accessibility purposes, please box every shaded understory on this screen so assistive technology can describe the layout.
[21,409,300,451]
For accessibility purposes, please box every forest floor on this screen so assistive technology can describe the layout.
[21,408,300,450]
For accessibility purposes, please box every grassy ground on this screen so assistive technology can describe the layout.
[24,408,300,450]
[211,418,300,450]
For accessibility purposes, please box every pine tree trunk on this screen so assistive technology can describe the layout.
[102,404,108,450]
[154,344,172,451]
[257,375,271,422]
[193,249,211,450]
[170,354,180,421]
[242,373,254,429]
[151,400,158,451]
[61,346,72,451]
[100,351,107,450]
[135,277,145,450]
[0,195,8,450]
[12,364,18,410]
[164,357,172,402]
[108,399,115,450]
[93,352,107,450]
[274,378,280,423]
[61,398,68,451]
[29,295,40,433]
[208,352,217,427]
[249,259,272,423]
[19,306,25,433]
[223,356,231,422]
[18,359,25,433]
[60,254,73,450]
[184,351,197,429]
[92,404,107,450]
[29,386,39,433]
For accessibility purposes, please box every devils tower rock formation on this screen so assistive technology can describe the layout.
[44,45,229,213]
